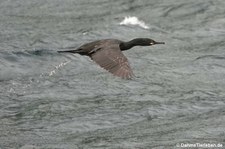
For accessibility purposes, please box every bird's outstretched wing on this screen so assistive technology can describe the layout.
[90,44,134,79]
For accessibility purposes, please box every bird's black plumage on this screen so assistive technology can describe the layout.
[58,38,165,79]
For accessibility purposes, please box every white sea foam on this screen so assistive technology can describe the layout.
[49,60,71,76]
[119,16,149,29]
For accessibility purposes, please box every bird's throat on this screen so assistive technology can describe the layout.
[119,41,136,51]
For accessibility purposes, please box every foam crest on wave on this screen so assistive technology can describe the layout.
[119,16,149,29]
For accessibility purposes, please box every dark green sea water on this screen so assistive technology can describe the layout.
[0,0,225,148]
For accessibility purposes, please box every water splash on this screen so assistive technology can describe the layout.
[119,16,149,29]
[49,60,71,76]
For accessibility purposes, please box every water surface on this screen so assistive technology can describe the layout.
[0,0,225,148]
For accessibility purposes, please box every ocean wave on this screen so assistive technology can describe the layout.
[119,16,149,29]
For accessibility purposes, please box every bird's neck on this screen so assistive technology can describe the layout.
[119,39,143,51]
[120,40,138,51]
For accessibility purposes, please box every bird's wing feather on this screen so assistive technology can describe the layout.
[90,45,134,79]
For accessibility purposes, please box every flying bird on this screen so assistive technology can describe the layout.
[58,38,165,79]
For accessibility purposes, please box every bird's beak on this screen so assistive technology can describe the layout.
[154,41,165,44]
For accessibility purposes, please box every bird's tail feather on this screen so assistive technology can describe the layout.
[57,50,79,53]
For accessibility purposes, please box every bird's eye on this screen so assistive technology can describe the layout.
[150,42,154,45]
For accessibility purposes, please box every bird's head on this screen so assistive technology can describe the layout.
[120,38,165,51]
[139,38,165,46]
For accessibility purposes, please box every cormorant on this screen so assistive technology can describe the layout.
[58,38,165,79]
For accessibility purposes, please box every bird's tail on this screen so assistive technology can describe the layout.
[57,50,79,53]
